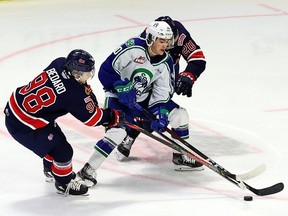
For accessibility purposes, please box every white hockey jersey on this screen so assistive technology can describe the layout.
[98,37,175,108]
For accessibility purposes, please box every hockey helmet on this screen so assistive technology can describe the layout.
[145,21,173,46]
[155,16,179,48]
[65,49,95,80]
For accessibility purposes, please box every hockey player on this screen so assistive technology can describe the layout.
[77,21,178,187]
[4,49,124,196]
[115,16,206,171]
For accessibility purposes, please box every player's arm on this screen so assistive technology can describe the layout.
[173,21,206,97]
[175,35,206,97]
[182,43,206,80]
[68,90,124,128]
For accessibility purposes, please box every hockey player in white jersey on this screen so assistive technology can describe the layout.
[76,21,178,187]
[115,16,206,172]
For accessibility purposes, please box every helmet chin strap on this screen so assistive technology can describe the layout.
[71,70,83,82]
[148,46,157,57]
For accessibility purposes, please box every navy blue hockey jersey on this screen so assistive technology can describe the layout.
[6,57,111,130]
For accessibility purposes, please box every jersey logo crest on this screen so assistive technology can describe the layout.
[84,85,92,95]
[125,39,135,47]
[131,68,153,96]
[78,58,85,64]
[134,56,146,64]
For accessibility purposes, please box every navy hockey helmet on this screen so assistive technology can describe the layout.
[155,16,178,47]
[65,49,95,79]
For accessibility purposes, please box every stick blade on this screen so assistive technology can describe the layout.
[236,164,267,180]
[245,182,284,196]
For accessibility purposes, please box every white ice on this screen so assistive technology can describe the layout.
[0,0,287,215]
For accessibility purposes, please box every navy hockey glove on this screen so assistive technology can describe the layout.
[109,110,125,127]
[175,72,195,97]
[113,78,136,109]
[150,107,169,133]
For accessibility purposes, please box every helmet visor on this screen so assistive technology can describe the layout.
[71,68,95,82]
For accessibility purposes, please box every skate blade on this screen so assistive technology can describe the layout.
[56,191,89,196]
[84,179,97,188]
[174,165,205,172]
[45,177,54,183]
[114,150,127,161]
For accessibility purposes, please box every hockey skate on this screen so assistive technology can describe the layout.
[55,179,89,196]
[114,135,135,161]
[43,166,54,182]
[172,152,204,171]
[77,163,97,187]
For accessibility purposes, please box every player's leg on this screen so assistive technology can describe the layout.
[101,96,140,161]
[77,127,127,187]
[167,100,204,171]
[113,98,149,160]
[5,112,88,195]
[35,123,89,195]
[114,127,140,161]
[43,154,54,182]
[48,139,88,195]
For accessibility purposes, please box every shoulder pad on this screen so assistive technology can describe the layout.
[125,37,146,48]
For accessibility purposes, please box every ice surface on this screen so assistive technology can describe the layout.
[0,0,287,215]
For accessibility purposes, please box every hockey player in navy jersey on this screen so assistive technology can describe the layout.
[76,21,182,187]
[4,49,124,196]
[115,16,206,171]
[152,16,206,96]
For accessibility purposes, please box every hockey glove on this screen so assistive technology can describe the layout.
[175,72,195,97]
[113,78,136,108]
[109,110,125,127]
[150,107,169,133]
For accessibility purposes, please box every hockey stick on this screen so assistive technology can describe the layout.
[133,103,284,196]
[125,120,265,181]
[133,117,266,181]
[236,164,266,181]
[125,120,282,196]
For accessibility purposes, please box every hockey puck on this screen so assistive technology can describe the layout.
[244,196,253,201]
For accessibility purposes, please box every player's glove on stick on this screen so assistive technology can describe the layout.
[149,107,169,133]
[175,72,195,97]
[113,78,136,108]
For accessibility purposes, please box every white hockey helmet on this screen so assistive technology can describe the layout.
[145,21,173,46]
